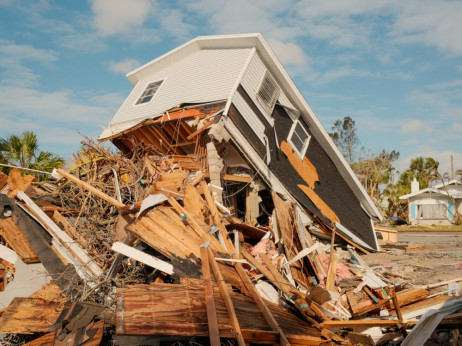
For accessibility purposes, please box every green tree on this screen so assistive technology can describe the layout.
[397,156,440,189]
[329,116,361,164]
[352,149,400,202]
[0,131,65,180]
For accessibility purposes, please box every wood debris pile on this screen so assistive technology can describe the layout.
[0,137,461,346]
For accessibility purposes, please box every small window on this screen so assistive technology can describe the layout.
[288,120,311,159]
[136,80,163,105]
[256,71,280,114]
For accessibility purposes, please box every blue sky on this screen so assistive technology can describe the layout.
[1,0,461,178]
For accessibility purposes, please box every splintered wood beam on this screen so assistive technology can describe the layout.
[200,180,235,253]
[207,247,246,346]
[186,119,214,140]
[233,262,291,346]
[325,253,337,292]
[200,246,221,346]
[222,174,252,183]
[56,169,125,209]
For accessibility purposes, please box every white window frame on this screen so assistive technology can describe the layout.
[287,119,311,159]
[256,70,280,116]
[135,79,164,105]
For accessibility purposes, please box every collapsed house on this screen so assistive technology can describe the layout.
[0,33,461,346]
[99,33,382,252]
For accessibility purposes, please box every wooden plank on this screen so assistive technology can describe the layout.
[56,169,125,209]
[200,180,235,253]
[200,246,221,346]
[241,251,279,288]
[0,217,39,263]
[208,247,246,346]
[325,253,337,292]
[112,242,174,274]
[233,261,291,346]
[167,197,223,252]
[346,291,359,315]
[222,174,252,183]
[186,119,214,140]
[321,319,419,328]
[156,171,187,189]
[0,298,65,333]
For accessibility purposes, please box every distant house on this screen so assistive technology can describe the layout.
[399,178,462,225]
[99,33,382,250]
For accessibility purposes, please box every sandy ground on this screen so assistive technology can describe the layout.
[361,231,462,286]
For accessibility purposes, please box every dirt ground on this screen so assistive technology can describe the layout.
[360,232,462,287]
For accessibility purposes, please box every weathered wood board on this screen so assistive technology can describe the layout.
[116,283,320,338]
[0,298,65,334]
[0,218,39,263]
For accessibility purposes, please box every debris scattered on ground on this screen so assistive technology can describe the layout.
[1,134,461,346]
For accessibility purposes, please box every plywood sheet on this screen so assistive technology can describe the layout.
[0,298,65,333]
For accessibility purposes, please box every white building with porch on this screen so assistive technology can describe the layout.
[399,178,462,225]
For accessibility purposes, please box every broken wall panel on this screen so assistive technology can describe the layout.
[228,87,377,249]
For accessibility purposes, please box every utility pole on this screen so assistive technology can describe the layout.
[451,155,454,180]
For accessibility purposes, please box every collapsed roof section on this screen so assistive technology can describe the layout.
[99,33,381,251]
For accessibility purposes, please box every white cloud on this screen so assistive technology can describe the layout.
[156,8,194,41]
[0,39,58,87]
[453,122,462,132]
[400,119,431,134]
[91,0,153,36]
[317,67,374,84]
[390,71,414,81]
[0,85,123,158]
[267,39,309,67]
[108,59,141,74]
[391,1,462,56]
[429,79,462,90]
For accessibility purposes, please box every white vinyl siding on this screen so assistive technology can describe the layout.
[241,53,297,123]
[101,48,253,139]
[232,92,265,142]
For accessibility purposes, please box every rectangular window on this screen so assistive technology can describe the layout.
[288,120,311,159]
[136,80,163,105]
[256,71,280,115]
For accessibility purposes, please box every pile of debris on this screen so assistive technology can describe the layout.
[0,136,461,346]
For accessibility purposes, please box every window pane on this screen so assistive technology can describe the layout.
[290,133,304,151]
[136,80,163,105]
[294,123,308,142]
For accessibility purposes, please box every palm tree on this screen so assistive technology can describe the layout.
[0,131,65,180]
